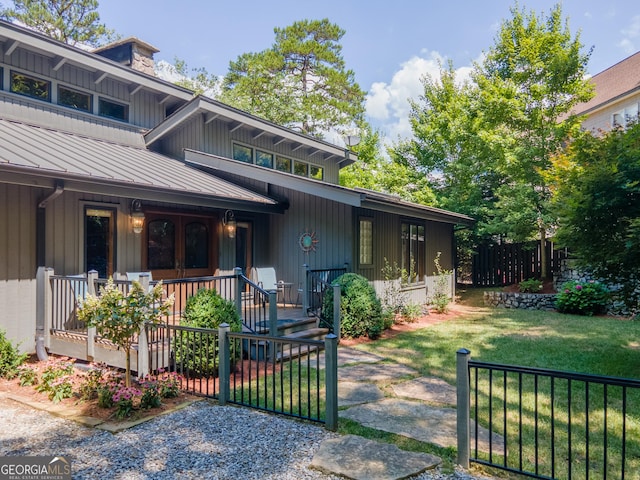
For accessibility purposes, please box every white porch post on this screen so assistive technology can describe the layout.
[86,270,98,360]
[137,273,150,378]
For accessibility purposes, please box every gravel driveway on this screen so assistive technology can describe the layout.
[0,397,492,480]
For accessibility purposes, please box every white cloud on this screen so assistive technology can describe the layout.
[365,51,474,144]
[618,15,640,54]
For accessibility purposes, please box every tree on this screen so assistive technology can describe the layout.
[219,18,365,138]
[475,3,593,277]
[1,0,116,47]
[340,123,437,205]
[168,57,219,97]
[395,4,593,278]
[78,279,174,387]
[552,123,640,310]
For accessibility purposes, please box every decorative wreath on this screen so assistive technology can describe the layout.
[299,230,319,253]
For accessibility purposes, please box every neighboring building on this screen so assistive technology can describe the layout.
[573,50,640,131]
[0,20,473,352]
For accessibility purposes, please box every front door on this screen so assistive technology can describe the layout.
[144,213,216,280]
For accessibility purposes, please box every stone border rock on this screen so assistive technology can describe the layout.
[483,291,556,311]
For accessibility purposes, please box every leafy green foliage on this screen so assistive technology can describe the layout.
[552,123,640,311]
[519,278,543,293]
[78,279,174,386]
[17,365,38,387]
[431,252,452,313]
[0,329,28,379]
[393,4,593,274]
[220,18,365,137]
[181,288,241,331]
[35,357,75,403]
[1,0,117,47]
[176,288,241,377]
[170,57,219,96]
[322,273,384,339]
[555,281,609,316]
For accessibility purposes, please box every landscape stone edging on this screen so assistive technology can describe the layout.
[483,291,557,311]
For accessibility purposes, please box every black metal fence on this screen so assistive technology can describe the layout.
[456,349,640,479]
[146,323,338,428]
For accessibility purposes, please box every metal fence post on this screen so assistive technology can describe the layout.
[457,348,471,468]
[325,333,338,431]
[218,323,230,405]
[234,267,243,315]
[332,283,341,341]
[302,264,309,313]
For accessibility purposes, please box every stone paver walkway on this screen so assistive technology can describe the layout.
[311,345,504,480]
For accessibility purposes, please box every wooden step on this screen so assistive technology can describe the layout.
[283,327,329,341]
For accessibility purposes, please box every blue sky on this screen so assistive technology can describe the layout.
[99,0,640,143]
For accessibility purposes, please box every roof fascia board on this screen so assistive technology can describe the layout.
[184,149,363,207]
[0,21,193,101]
[361,198,474,225]
[575,86,640,118]
[145,95,354,163]
[0,167,284,213]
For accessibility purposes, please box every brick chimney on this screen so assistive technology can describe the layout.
[92,37,159,76]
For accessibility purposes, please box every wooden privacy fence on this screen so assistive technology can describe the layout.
[472,240,568,287]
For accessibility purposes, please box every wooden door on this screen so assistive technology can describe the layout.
[144,213,216,280]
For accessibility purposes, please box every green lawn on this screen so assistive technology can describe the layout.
[352,289,640,479]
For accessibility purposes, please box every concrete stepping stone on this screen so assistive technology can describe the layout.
[340,398,504,455]
[392,376,456,405]
[310,434,441,480]
[339,363,418,383]
[339,381,385,406]
[308,346,385,369]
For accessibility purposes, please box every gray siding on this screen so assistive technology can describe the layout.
[0,183,39,352]
[2,46,166,130]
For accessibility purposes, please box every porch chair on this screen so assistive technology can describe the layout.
[250,267,289,306]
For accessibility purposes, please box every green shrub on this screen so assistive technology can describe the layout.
[519,278,543,293]
[0,329,28,379]
[322,273,384,339]
[401,302,423,323]
[176,289,242,376]
[431,252,452,314]
[555,280,610,316]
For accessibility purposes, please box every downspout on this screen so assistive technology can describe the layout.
[35,183,64,360]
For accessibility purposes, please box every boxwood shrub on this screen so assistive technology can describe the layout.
[175,289,242,376]
[322,273,384,339]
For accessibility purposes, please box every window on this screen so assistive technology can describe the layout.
[184,222,208,269]
[256,150,274,168]
[147,219,176,270]
[233,144,253,163]
[612,103,639,129]
[98,97,128,121]
[359,218,373,266]
[276,156,291,173]
[401,222,425,284]
[293,160,308,177]
[310,165,323,180]
[58,85,92,112]
[85,207,116,278]
[11,71,50,101]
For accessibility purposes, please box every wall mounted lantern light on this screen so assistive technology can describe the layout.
[223,209,236,239]
[130,199,145,234]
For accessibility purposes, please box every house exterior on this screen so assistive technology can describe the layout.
[0,20,473,353]
[573,50,640,131]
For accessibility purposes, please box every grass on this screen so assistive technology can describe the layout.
[352,288,640,479]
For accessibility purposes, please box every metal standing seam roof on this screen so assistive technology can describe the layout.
[0,117,277,205]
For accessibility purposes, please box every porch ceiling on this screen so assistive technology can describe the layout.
[0,117,283,212]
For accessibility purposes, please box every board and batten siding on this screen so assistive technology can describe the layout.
[0,183,39,352]
[2,47,166,130]
[264,185,353,293]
